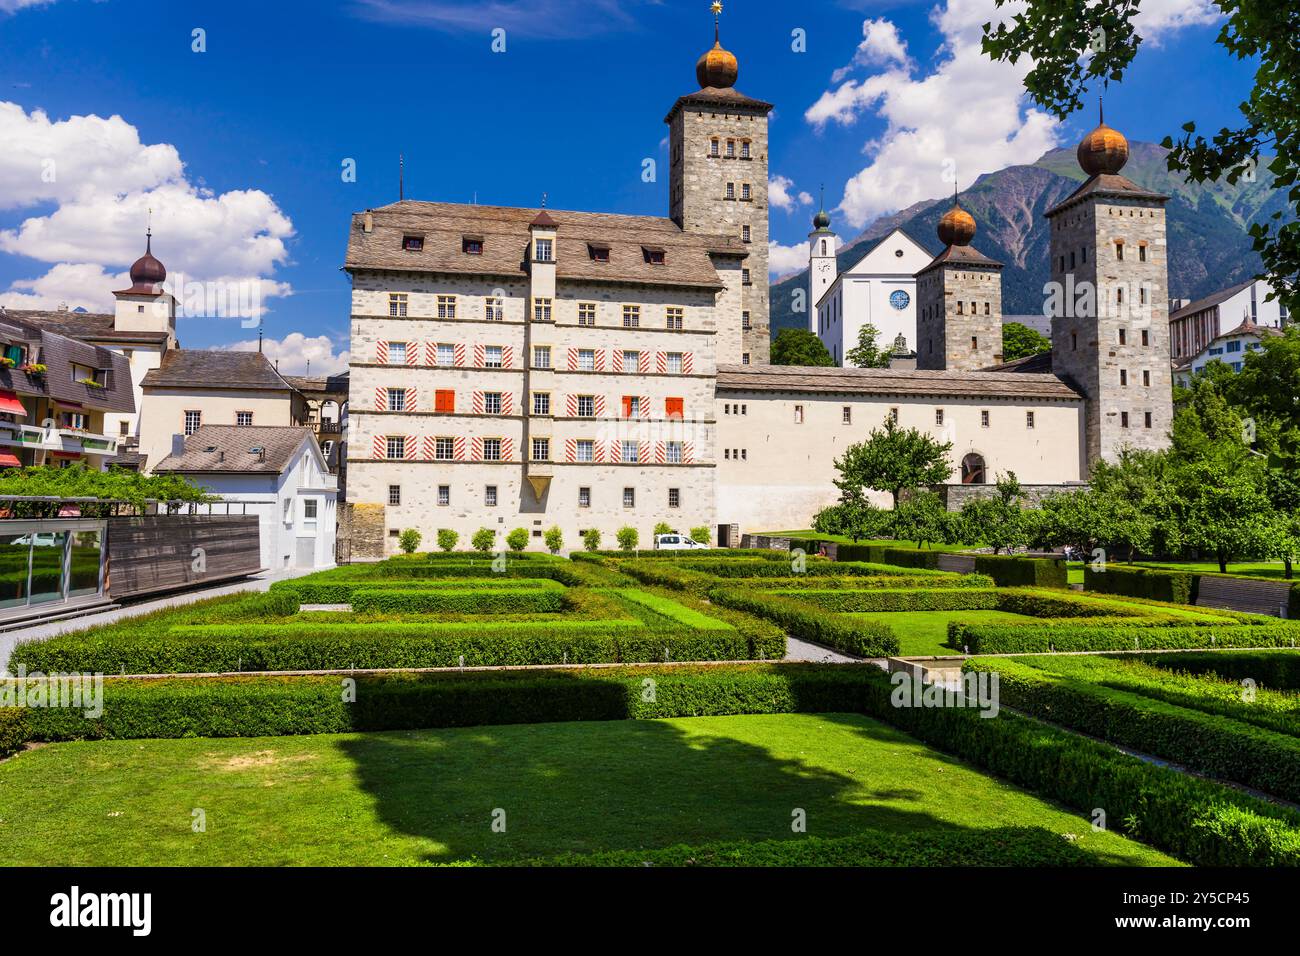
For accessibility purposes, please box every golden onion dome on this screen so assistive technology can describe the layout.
[697,40,739,89]
[1077,121,1130,176]
[937,203,977,247]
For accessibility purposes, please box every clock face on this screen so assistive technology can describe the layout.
[818,262,832,275]
[890,290,911,311]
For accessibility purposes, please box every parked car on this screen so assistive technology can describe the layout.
[654,533,709,551]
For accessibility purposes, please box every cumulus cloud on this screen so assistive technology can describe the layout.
[0,102,294,318]
[0,0,57,13]
[227,333,350,377]
[769,175,814,213]
[1134,0,1221,42]
[769,239,808,278]
[831,17,913,83]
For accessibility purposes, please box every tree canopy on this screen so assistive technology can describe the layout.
[833,415,953,509]
[845,323,893,368]
[1001,322,1051,362]
[770,328,835,367]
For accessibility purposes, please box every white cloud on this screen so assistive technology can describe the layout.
[1134,0,1220,42]
[768,240,808,277]
[769,175,814,213]
[227,333,350,377]
[0,102,294,317]
[351,0,651,38]
[831,17,913,83]
[0,0,57,13]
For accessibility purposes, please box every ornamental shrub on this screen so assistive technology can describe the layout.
[506,528,529,552]
[616,526,639,552]
[398,529,422,554]
[437,529,459,553]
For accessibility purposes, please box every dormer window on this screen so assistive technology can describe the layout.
[534,239,553,262]
[462,236,483,255]
[588,244,610,262]
[402,235,424,252]
[643,248,665,265]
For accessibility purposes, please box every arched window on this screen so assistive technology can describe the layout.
[961,453,987,485]
[820,239,827,255]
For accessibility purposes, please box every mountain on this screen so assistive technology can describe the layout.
[769,141,1291,341]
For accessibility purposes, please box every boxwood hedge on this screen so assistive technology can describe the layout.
[1139,649,1300,690]
[350,588,567,615]
[950,621,1300,655]
[708,587,899,658]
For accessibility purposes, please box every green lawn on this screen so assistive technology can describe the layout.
[843,610,1040,656]
[1131,560,1294,581]
[0,713,1173,866]
[760,533,980,553]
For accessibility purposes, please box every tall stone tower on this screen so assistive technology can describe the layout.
[807,198,837,333]
[667,2,773,365]
[1046,108,1173,470]
[914,199,1004,371]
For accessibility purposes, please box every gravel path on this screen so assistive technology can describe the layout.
[783,635,873,664]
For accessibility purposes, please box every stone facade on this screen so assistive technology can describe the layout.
[1048,191,1174,469]
[669,100,771,364]
[915,261,1004,371]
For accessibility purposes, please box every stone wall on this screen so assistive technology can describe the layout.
[338,502,386,561]
[933,482,1087,512]
[915,261,1003,371]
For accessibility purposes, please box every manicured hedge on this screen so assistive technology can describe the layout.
[0,710,25,759]
[526,826,1100,867]
[881,548,942,570]
[949,620,1300,655]
[974,555,1068,589]
[350,588,567,615]
[1086,565,1197,604]
[1140,649,1300,690]
[965,658,1300,802]
[272,577,563,604]
[771,588,1001,613]
[740,573,995,590]
[582,549,789,561]
[708,588,899,657]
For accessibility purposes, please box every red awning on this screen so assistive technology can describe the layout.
[49,451,83,459]
[0,452,20,468]
[0,390,26,416]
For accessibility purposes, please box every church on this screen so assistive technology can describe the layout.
[342,6,1173,555]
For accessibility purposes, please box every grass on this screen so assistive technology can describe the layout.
[0,713,1174,866]
[759,533,980,553]
[843,610,1039,656]
[1131,560,1295,581]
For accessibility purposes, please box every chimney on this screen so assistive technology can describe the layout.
[57,301,68,312]
[363,211,374,234]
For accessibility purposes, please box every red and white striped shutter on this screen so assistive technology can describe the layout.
[501,438,513,461]
[376,341,389,364]
[683,443,694,464]
[423,342,433,366]
[640,441,651,464]
[641,396,651,419]
[454,437,466,461]
[501,392,512,415]
[683,352,694,374]
[374,387,385,411]
[565,439,576,463]
[609,440,621,463]
[404,436,416,461]
[638,352,650,374]
[612,350,623,373]
[372,435,385,459]
[567,348,578,371]
[594,395,606,417]
[656,351,666,374]
[422,437,435,461]
[595,349,606,371]
[472,391,484,414]
[454,344,466,367]
[474,344,484,368]
[502,346,513,369]
[406,344,418,367]
[566,394,577,417]
[654,442,665,464]
[594,441,606,463]
[406,387,418,411]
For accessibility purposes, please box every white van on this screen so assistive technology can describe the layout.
[654,533,709,551]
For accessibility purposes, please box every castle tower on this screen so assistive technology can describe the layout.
[1046,105,1173,470]
[113,229,177,347]
[807,196,837,334]
[667,2,773,365]
[914,196,1003,370]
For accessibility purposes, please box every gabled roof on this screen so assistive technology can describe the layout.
[715,363,1081,401]
[142,349,296,391]
[152,425,316,475]
[0,314,135,412]
[0,309,169,346]
[346,201,735,291]
[1044,172,1168,218]
[982,351,1054,374]
[1169,280,1257,322]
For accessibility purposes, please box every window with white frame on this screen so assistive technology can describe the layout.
[385,436,406,459]
[483,438,502,461]
[484,392,502,415]
[533,345,551,369]
[622,350,639,372]
[578,349,595,371]
[534,239,553,262]
[436,343,455,366]
[387,342,407,365]
[532,437,550,461]
[666,352,683,374]
[532,392,551,416]
[621,440,639,463]
[436,295,457,319]
[666,441,683,464]
[435,437,455,460]
[236,411,253,427]
[577,395,595,417]
[386,388,406,412]
[485,296,504,321]
[184,410,202,435]
[576,439,594,462]
[485,345,503,368]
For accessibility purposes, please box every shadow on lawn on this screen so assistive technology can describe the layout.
[335,675,1142,866]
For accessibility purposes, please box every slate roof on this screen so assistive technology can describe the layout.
[1169,280,1257,322]
[916,243,1004,276]
[152,425,315,474]
[1045,173,1169,218]
[2,309,170,345]
[982,351,1055,374]
[283,372,349,396]
[663,86,775,123]
[715,363,1080,401]
[142,349,296,391]
[0,314,135,413]
[346,201,739,291]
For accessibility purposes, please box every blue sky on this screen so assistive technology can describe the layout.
[0,0,1254,372]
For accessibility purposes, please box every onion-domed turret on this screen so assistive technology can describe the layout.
[812,206,831,231]
[696,1,739,89]
[1077,101,1129,176]
[937,203,977,247]
[125,232,167,293]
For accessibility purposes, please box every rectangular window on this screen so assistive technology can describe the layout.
[726,182,735,200]
[1026,411,1035,429]
[532,438,550,462]
[388,485,401,506]
[533,392,551,416]
[434,389,455,413]
[483,438,502,461]
[438,485,450,506]
[1116,242,1125,261]
[1119,328,1127,345]
[184,410,201,435]
[1144,412,1153,429]
[971,335,978,350]
[1120,369,1128,387]
[1121,411,1130,428]
[435,437,455,461]
[387,388,406,412]
[888,407,899,424]
[576,439,594,462]
[622,305,640,328]
[534,239,553,262]
[577,395,595,417]
[578,303,597,326]
[622,487,635,508]
[666,352,684,374]
[621,440,639,463]
[622,350,639,372]
[533,298,553,322]
[741,183,751,201]
[668,488,681,508]
[485,296,504,321]
[485,485,497,507]
[980,410,990,428]
[742,311,751,330]
[388,342,407,365]
[464,238,483,255]
[742,269,751,285]
[666,441,683,464]
[726,139,735,157]
[742,225,751,243]
[437,295,457,319]
[484,346,503,368]
[436,344,455,367]
[578,349,595,371]
[842,406,852,424]
[385,436,405,459]
[741,140,750,159]
[388,293,408,317]
[579,487,591,508]
[1141,329,1150,347]
[1139,245,1148,262]
[533,346,551,369]
[235,411,253,427]
[710,139,719,157]
[588,245,610,263]
[666,307,684,330]
[643,249,665,266]
[1142,370,1150,387]
[403,235,424,251]
[484,392,502,415]
[794,405,804,424]
[622,395,641,418]
[665,397,684,419]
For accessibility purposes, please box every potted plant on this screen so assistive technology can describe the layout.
[77,377,104,388]
[21,363,47,375]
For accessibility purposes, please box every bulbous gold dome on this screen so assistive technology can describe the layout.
[1077,122,1129,176]
[696,41,739,89]
[937,204,977,246]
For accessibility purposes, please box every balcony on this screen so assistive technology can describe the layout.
[0,422,118,456]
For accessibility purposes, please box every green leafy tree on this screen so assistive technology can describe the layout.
[506,527,529,552]
[397,529,422,554]
[1001,322,1050,361]
[582,528,601,552]
[436,528,458,552]
[616,526,639,552]
[653,522,674,537]
[982,0,1300,315]
[0,464,210,517]
[770,328,834,367]
[833,415,953,509]
[891,490,951,550]
[544,525,563,554]
[954,473,1028,554]
[845,323,892,368]
[689,526,711,545]
[812,491,892,543]
[471,528,496,553]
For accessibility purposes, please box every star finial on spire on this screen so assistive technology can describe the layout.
[712,1,722,41]
[541,191,548,208]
